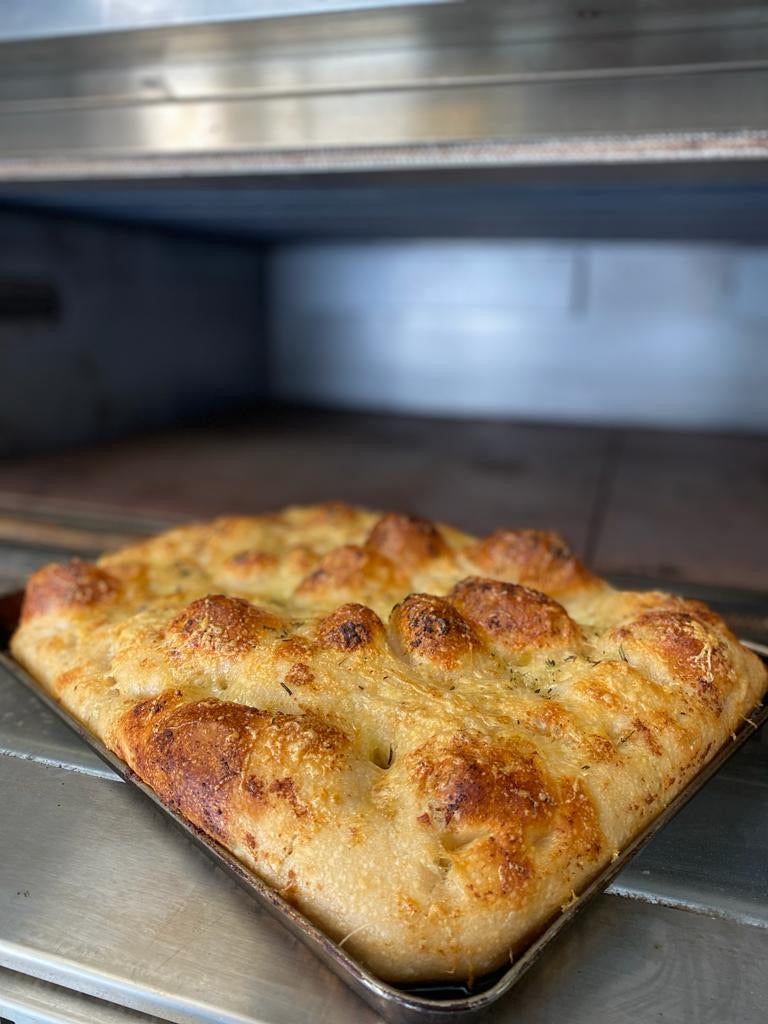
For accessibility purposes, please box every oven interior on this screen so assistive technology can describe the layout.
[0,3,767,1022]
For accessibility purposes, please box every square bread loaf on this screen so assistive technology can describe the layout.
[11,503,767,983]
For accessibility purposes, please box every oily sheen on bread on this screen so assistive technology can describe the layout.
[11,503,767,983]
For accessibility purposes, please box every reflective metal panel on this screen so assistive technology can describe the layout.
[0,965,165,1024]
[0,670,117,780]
[0,0,446,43]
[0,2,768,178]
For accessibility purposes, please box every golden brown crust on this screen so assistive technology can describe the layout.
[410,730,602,853]
[466,529,596,595]
[611,610,733,714]
[449,577,580,657]
[389,594,484,671]
[296,544,403,597]
[316,603,385,652]
[116,693,349,840]
[168,595,283,657]
[11,501,767,984]
[366,513,451,570]
[21,559,119,622]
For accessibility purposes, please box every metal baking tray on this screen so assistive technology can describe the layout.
[1,584,766,1024]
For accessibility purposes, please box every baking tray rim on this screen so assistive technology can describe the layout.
[1,621,766,1023]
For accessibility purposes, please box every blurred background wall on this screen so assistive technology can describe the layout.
[271,239,768,431]
[3,207,768,456]
[0,210,266,452]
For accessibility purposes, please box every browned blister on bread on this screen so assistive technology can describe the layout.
[12,502,767,983]
[610,610,734,714]
[21,559,119,622]
[389,594,486,672]
[366,513,451,569]
[449,577,581,659]
[466,529,596,595]
[168,595,283,657]
[115,693,350,840]
[316,603,385,652]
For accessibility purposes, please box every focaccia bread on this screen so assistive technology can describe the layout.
[11,503,767,983]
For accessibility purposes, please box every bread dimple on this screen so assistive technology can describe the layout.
[11,501,767,984]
